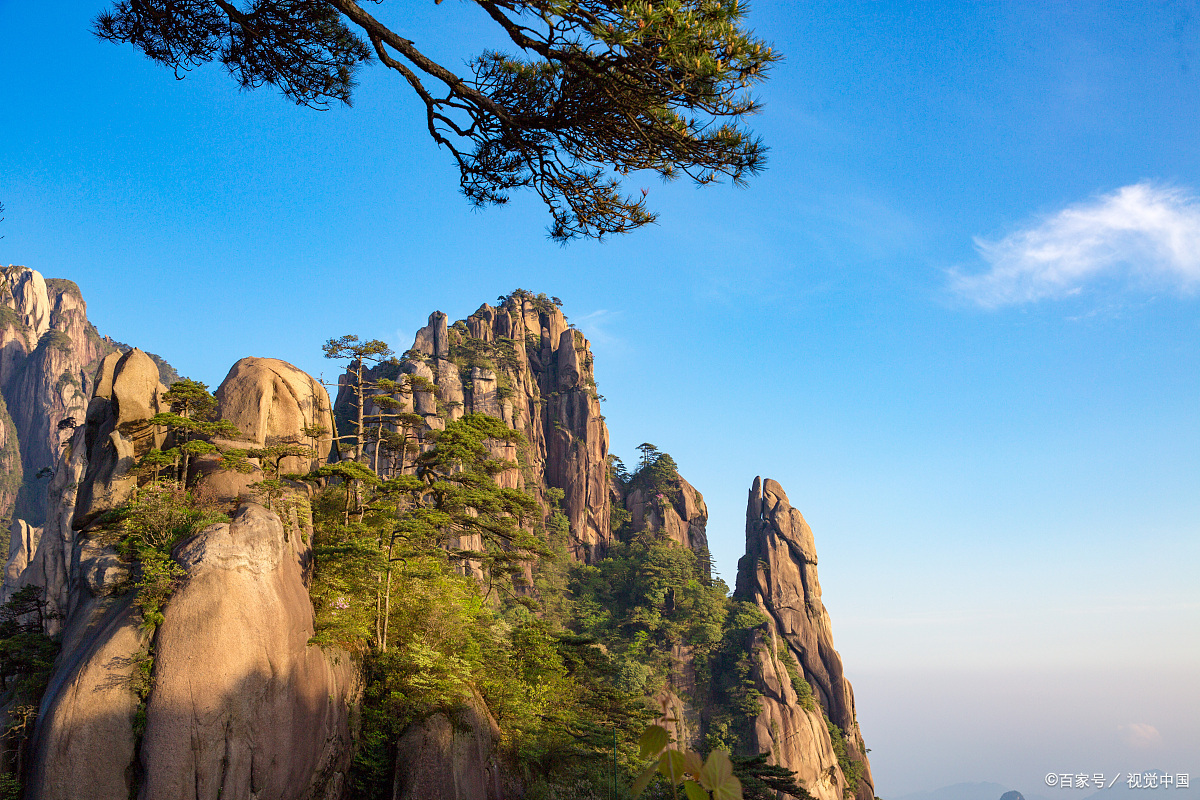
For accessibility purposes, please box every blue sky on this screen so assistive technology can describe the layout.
[2,0,1198,794]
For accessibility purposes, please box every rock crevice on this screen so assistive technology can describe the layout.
[735,477,874,800]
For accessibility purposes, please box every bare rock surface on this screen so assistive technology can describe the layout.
[72,349,166,530]
[3,519,40,601]
[16,350,353,800]
[28,596,148,800]
[138,503,357,800]
[0,267,114,524]
[621,472,710,560]
[214,357,335,473]
[0,394,21,529]
[392,692,515,800]
[735,477,874,800]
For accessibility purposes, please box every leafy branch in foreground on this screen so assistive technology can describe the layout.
[634,722,743,800]
[94,0,780,241]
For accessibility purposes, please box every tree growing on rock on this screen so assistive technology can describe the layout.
[142,378,247,486]
[94,0,779,241]
[248,439,316,512]
[323,335,395,462]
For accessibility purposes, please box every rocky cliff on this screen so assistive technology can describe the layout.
[337,292,611,563]
[736,477,874,800]
[0,282,877,800]
[0,268,116,527]
[0,341,358,799]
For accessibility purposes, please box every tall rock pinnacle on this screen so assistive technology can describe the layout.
[735,477,874,800]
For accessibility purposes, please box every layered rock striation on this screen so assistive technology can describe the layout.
[0,268,118,526]
[1,342,357,800]
[337,294,611,563]
[735,477,874,800]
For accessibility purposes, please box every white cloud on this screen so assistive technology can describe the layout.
[952,182,1200,306]
[572,309,623,349]
[1120,723,1163,749]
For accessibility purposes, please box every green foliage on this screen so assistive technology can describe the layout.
[730,753,813,800]
[99,0,778,240]
[702,603,769,754]
[633,723,743,800]
[133,549,184,632]
[307,408,659,798]
[0,586,59,701]
[39,330,73,354]
[247,440,315,511]
[54,370,83,400]
[109,481,229,631]
[162,378,217,419]
[323,335,393,364]
[776,642,815,712]
[144,377,247,486]
[0,393,23,510]
[117,482,225,553]
[571,535,727,673]
[308,506,383,649]
[44,277,82,300]
[323,334,398,461]
[0,305,22,331]
[825,714,861,799]
[300,334,821,799]
[504,289,566,317]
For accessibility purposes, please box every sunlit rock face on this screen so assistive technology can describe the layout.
[10,346,357,800]
[28,505,356,800]
[337,296,611,564]
[137,503,357,800]
[736,477,875,800]
[214,356,335,475]
[0,267,115,525]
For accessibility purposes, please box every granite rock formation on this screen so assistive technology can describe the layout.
[0,396,21,527]
[2,345,357,800]
[392,692,517,800]
[0,282,878,800]
[214,356,335,474]
[618,470,710,561]
[2,349,166,625]
[0,268,116,526]
[136,504,357,800]
[735,477,874,800]
[338,294,610,563]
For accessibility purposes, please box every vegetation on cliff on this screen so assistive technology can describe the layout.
[306,398,808,798]
[0,294,862,800]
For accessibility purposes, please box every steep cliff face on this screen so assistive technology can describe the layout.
[0,395,22,530]
[618,471,710,560]
[136,504,358,800]
[338,293,611,562]
[1,349,165,627]
[607,467,712,751]
[8,347,358,800]
[0,268,115,526]
[392,692,519,800]
[735,477,874,800]
[0,282,880,799]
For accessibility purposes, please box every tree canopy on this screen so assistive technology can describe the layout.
[94,0,779,241]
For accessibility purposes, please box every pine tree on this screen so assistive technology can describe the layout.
[94,0,779,241]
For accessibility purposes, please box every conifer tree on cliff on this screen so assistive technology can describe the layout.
[93,0,779,241]
[323,334,395,461]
